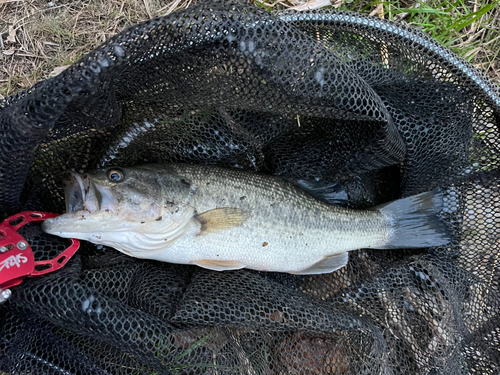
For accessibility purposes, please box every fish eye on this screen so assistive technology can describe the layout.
[107,168,125,182]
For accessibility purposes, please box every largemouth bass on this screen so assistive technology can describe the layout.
[42,164,450,274]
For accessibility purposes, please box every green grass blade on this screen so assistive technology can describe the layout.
[393,6,449,15]
[451,0,500,31]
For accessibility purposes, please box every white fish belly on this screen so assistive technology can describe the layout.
[147,213,388,273]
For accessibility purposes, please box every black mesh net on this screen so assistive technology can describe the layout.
[1,1,500,374]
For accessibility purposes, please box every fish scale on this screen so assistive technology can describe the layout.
[166,164,385,271]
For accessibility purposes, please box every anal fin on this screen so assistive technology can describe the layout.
[192,259,246,271]
[290,252,348,275]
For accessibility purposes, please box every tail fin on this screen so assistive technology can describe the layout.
[373,190,452,249]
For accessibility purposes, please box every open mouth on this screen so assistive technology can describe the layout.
[64,172,117,214]
[64,172,99,214]
[64,172,83,213]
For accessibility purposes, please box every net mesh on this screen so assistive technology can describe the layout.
[1,1,499,374]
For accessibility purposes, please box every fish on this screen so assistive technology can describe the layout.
[41,164,451,274]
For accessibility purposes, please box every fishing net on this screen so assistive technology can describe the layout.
[1,1,500,373]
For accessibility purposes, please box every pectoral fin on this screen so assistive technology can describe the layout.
[290,252,349,275]
[196,208,248,234]
[192,259,246,271]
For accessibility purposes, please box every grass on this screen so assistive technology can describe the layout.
[327,0,500,74]
[388,0,500,67]
[0,0,192,98]
[0,0,498,98]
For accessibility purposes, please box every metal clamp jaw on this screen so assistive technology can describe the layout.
[0,211,80,302]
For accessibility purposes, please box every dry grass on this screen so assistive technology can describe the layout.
[0,0,193,98]
[0,0,498,98]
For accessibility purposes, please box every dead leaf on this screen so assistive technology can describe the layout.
[0,94,5,101]
[290,0,334,11]
[49,65,70,77]
[2,48,15,56]
[6,26,16,44]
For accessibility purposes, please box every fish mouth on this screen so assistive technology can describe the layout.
[64,171,116,214]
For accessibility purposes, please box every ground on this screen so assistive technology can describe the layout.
[0,0,498,98]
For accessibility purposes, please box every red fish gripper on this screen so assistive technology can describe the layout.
[0,211,80,302]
